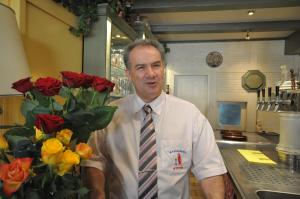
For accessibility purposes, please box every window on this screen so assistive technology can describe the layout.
[216,101,247,131]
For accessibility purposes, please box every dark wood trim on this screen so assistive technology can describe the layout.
[133,0,300,13]
[160,38,285,44]
[151,21,300,34]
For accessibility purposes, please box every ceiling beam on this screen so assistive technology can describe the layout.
[151,21,300,34]
[132,0,300,13]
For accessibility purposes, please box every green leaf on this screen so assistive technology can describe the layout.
[91,91,109,107]
[77,186,89,197]
[70,106,117,142]
[59,86,71,98]
[64,94,77,113]
[77,89,94,106]
[24,111,36,128]
[64,109,94,125]
[5,126,34,137]
[91,106,117,129]
[25,191,40,199]
[32,105,51,115]
[31,89,50,107]
[53,101,63,112]
[4,135,34,158]
[21,99,38,118]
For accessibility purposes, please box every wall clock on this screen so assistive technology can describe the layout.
[206,51,223,67]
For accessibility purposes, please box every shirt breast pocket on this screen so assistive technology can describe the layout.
[160,140,191,173]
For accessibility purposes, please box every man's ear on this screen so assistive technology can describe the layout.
[125,69,131,81]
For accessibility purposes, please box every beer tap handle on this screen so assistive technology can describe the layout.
[274,86,280,111]
[260,88,266,111]
[275,86,279,98]
[256,89,261,110]
[262,88,265,98]
[267,87,272,111]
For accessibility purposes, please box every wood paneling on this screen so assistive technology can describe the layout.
[0,96,24,134]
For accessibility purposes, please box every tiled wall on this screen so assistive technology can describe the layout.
[166,40,300,132]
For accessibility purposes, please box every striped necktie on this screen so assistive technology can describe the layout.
[138,105,158,199]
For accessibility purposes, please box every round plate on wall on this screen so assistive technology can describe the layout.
[206,51,223,67]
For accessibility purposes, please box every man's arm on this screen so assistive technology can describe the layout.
[200,174,225,199]
[82,167,106,199]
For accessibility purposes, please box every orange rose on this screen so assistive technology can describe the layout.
[0,158,33,196]
[75,143,93,159]
[56,150,80,176]
[56,129,73,145]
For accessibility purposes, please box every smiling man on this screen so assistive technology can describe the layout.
[82,39,227,199]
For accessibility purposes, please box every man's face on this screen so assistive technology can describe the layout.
[126,45,165,103]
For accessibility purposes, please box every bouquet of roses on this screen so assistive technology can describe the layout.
[0,71,117,198]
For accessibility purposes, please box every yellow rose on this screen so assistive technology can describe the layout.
[0,135,8,150]
[41,138,64,165]
[56,150,80,176]
[56,129,73,145]
[34,126,45,141]
[75,143,93,159]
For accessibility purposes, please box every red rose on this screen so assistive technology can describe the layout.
[92,77,115,92]
[81,73,94,88]
[35,114,64,134]
[0,158,33,196]
[11,77,33,94]
[35,77,62,96]
[61,71,85,88]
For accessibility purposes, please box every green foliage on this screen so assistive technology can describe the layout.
[52,0,119,37]
[1,75,117,198]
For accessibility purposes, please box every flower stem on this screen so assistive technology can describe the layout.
[50,97,55,114]
[89,91,96,106]
[103,89,109,106]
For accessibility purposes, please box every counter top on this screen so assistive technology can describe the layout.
[215,131,300,199]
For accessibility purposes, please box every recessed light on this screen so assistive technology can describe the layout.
[116,34,121,38]
[248,9,255,16]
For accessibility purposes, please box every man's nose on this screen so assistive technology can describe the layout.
[145,66,155,77]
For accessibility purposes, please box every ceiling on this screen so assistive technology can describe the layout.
[131,0,300,43]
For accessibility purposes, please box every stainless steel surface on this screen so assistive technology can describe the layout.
[221,148,300,199]
[215,131,300,199]
[256,190,300,199]
[277,151,300,169]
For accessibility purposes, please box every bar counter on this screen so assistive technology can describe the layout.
[215,131,300,199]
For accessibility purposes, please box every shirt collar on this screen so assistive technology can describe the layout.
[133,92,166,116]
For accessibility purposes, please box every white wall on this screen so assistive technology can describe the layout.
[165,40,300,132]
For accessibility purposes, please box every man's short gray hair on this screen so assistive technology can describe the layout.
[123,39,166,69]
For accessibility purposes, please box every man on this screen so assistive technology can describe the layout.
[82,39,227,199]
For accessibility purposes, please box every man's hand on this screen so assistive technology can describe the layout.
[82,167,106,199]
[200,174,225,199]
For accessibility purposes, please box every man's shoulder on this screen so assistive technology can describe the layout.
[109,94,135,115]
[166,94,196,108]
[109,94,134,106]
[165,94,205,118]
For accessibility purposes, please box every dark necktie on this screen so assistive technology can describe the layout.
[138,105,158,199]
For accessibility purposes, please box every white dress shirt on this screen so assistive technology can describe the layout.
[82,92,227,199]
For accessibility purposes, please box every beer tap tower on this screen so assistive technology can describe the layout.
[256,72,300,169]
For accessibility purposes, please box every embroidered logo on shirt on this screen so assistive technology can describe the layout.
[168,149,186,170]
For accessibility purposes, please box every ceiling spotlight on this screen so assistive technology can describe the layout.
[248,9,255,16]
[245,31,250,40]
[116,34,121,38]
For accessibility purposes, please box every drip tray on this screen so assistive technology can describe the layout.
[241,163,300,186]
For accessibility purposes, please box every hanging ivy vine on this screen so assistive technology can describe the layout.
[52,0,121,37]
